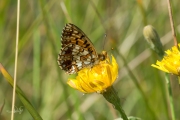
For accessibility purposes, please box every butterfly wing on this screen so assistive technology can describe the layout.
[58,23,99,74]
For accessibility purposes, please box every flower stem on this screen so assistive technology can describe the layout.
[165,73,176,120]
[102,86,128,120]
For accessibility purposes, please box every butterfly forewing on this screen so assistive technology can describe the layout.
[58,23,100,74]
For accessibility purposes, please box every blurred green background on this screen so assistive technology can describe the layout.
[0,0,180,120]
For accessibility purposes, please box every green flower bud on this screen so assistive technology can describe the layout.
[143,25,164,58]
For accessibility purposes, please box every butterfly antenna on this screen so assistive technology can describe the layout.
[102,33,107,51]
[106,47,114,54]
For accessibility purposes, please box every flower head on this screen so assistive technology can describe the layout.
[67,55,118,93]
[152,44,180,75]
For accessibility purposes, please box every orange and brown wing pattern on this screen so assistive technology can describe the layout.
[57,23,99,74]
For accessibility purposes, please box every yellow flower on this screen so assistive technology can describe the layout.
[67,55,118,93]
[151,44,180,75]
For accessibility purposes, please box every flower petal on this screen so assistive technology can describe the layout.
[152,44,180,75]
[67,55,119,93]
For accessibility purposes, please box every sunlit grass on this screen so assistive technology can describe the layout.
[0,0,180,119]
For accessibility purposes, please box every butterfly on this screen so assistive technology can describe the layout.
[57,23,107,74]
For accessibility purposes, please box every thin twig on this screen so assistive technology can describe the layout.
[11,0,20,120]
[167,0,178,47]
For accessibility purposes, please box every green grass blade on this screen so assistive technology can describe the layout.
[0,63,43,120]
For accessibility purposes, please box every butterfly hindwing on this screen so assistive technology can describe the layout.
[58,23,99,74]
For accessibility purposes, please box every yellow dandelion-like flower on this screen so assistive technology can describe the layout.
[67,55,118,93]
[151,44,180,75]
